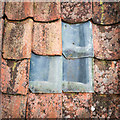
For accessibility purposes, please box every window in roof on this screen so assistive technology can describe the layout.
[29,54,62,93]
[62,21,94,92]
[29,21,94,93]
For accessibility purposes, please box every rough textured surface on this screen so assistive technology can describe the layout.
[0,2,4,18]
[93,23,120,60]
[92,2,120,25]
[61,2,92,23]
[32,20,62,55]
[1,58,30,95]
[2,94,27,119]
[27,93,62,118]
[5,2,33,20]
[33,2,60,22]
[94,59,120,94]
[91,94,120,119]
[0,19,4,51]
[62,93,92,118]
[3,19,33,60]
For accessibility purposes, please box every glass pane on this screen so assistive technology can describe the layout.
[62,21,94,59]
[29,53,62,93]
[62,56,93,92]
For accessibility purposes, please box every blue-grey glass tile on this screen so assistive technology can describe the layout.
[29,53,62,93]
[62,56,93,92]
[62,21,94,59]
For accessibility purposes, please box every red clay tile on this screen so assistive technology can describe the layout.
[27,93,62,118]
[33,2,60,22]
[0,2,5,18]
[92,2,120,25]
[1,57,30,95]
[32,20,62,55]
[61,1,92,23]
[93,23,120,60]
[0,19,4,51]
[2,94,27,119]
[91,94,120,119]
[5,2,33,20]
[94,59,120,94]
[3,19,33,60]
[62,93,92,118]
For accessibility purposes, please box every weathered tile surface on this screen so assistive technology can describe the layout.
[27,93,62,118]
[94,59,120,94]
[33,2,60,22]
[0,19,4,51]
[2,94,27,119]
[32,20,62,55]
[61,1,92,23]
[91,94,120,119]
[3,19,33,60]
[0,2,4,18]
[5,2,33,20]
[62,93,92,118]
[92,2,120,25]
[1,57,30,95]
[93,23,120,60]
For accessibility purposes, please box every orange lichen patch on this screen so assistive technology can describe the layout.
[61,1,92,23]
[1,57,30,95]
[33,2,60,22]
[94,59,120,94]
[91,94,120,119]
[62,93,92,118]
[92,2,120,25]
[32,19,62,55]
[93,23,120,60]
[27,93,62,118]
[2,19,33,60]
[5,1,33,20]
[2,94,27,119]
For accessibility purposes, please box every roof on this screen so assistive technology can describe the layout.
[1,1,120,119]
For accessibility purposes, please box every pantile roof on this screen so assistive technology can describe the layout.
[0,1,120,119]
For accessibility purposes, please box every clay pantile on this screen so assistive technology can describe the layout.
[92,2,120,25]
[93,23,120,60]
[1,57,30,95]
[2,19,33,60]
[62,93,92,118]
[27,93,62,118]
[61,1,92,23]
[92,94,120,119]
[94,59,120,94]
[5,2,33,20]
[33,2,60,22]
[0,19,4,51]
[0,2,5,18]
[5,2,60,22]
[2,94,27,118]
[32,19,62,55]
